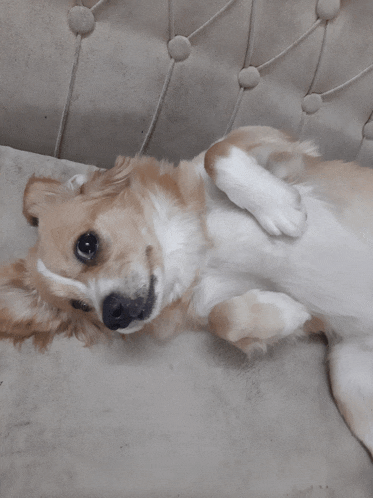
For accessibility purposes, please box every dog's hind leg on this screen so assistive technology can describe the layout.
[208,289,311,354]
[329,340,373,458]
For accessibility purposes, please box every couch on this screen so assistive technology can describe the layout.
[1,1,373,497]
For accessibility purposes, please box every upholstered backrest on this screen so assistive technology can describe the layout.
[1,0,373,168]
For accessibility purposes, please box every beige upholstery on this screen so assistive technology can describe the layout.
[1,1,373,497]
[2,0,373,167]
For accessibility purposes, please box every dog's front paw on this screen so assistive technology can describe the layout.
[254,186,307,237]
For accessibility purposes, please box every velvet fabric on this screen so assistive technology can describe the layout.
[1,0,373,167]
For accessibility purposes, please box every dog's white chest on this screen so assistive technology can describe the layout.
[192,188,284,316]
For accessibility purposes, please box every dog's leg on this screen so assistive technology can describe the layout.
[329,341,373,457]
[208,290,311,354]
[204,141,307,237]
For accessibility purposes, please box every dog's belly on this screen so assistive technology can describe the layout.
[275,189,373,331]
[193,201,290,316]
[202,185,373,335]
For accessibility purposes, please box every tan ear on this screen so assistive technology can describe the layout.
[106,155,134,189]
[82,156,134,198]
[23,176,65,226]
[0,259,60,349]
[0,259,106,350]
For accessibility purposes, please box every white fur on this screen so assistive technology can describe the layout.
[37,259,88,296]
[198,175,373,333]
[196,140,373,457]
[85,278,135,317]
[275,190,373,323]
[65,174,88,191]
[150,189,207,306]
[329,341,373,451]
[192,270,258,318]
[297,140,320,157]
[213,147,307,237]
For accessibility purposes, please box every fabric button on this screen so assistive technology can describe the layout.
[238,67,260,89]
[302,94,323,114]
[363,122,373,140]
[68,6,95,35]
[168,36,192,62]
[316,0,340,21]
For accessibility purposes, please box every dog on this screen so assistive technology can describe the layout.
[1,125,373,457]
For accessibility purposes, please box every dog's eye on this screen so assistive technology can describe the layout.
[71,299,91,312]
[75,232,99,263]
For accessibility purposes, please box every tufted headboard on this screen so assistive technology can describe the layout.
[1,0,373,168]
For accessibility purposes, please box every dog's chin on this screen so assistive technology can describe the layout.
[116,321,148,335]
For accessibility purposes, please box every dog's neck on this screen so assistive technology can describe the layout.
[146,159,209,308]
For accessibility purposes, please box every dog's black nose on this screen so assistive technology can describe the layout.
[102,293,146,330]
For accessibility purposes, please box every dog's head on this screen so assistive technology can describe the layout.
[0,155,206,348]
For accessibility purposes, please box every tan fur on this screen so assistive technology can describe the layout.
[302,159,373,239]
[0,260,108,350]
[208,293,284,344]
[205,126,317,185]
[303,316,325,335]
[0,153,207,348]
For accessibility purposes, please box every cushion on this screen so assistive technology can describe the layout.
[0,140,372,498]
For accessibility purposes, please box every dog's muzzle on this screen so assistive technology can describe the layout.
[102,276,156,330]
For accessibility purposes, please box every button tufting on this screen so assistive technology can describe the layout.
[302,94,323,114]
[238,67,260,89]
[316,0,340,21]
[363,122,373,141]
[168,36,192,62]
[68,6,95,35]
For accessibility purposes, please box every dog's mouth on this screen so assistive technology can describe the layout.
[102,275,156,331]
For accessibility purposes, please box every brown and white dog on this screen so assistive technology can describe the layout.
[1,125,373,457]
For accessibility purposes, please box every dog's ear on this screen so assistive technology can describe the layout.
[0,259,104,350]
[82,156,134,198]
[23,176,66,226]
[23,174,89,226]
